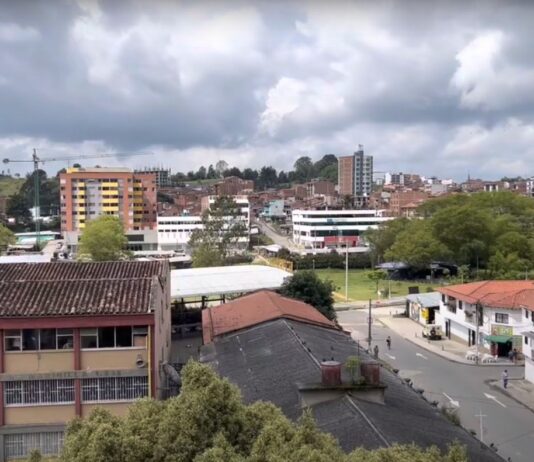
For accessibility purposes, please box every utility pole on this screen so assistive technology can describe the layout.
[32,149,41,249]
[475,409,487,444]
[368,298,372,350]
[345,242,349,302]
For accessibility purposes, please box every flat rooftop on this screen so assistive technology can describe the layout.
[171,264,292,299]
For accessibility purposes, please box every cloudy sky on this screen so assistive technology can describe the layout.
[1,0,534,180]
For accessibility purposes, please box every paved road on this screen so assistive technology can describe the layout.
[338,309,534,462]
[255,219,298,252]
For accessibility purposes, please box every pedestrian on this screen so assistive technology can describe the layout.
[502,369,509,389]
[386,336,391,350]
[508,349,514,362]
[373,344,379,359]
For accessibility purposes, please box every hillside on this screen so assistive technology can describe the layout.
[0,176,24,197]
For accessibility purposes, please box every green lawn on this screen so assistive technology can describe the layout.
[314,269,436,301]
[0,177,24,197]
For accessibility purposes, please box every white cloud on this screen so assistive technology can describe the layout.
[0,23,40,42]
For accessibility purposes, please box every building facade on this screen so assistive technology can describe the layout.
[291,209,391,252]
[59,168,157,234]
[337,149,373,208]
[436,281,534,358]
[213,176,254,196]
[0,261,171,461]
[134,168,171,188]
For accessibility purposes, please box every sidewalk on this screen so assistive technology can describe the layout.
[488,379,534,413]
[378,315,524,367]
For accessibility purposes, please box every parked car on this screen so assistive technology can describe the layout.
[422,324,442,340]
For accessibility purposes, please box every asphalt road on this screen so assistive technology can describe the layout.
[338,309,534,462]
[255,219,297,251]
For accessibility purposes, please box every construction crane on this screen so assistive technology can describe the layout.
[3,149,151,248]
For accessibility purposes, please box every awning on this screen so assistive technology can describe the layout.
[485,335,513,344]
[521,331,534,340]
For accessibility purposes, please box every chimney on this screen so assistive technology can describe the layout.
[360,361,380,385]
[321,360,341,386]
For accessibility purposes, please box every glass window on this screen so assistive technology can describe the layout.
[98,327,115,348]
[81,328,98,349]
[5,330,22,351]
[495,313,509,324]
[116,327,132,347]
[22,330,39,351]
[133,326,148,347]
[57,329,73,349]
[39,329,57,350]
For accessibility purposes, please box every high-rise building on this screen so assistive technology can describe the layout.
[135,167,171,188]
[59,167,157,234]
[337,148,373,207]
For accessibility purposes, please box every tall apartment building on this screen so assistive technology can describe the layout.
[59,168,157,234]
[337,148,373,208]
[135,167,171,188]
[0,261,171,460]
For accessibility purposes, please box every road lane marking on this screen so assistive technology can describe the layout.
[416,353,428,360]
[385,353,396,360]
[443,392,460,407]
[484,392,507,408]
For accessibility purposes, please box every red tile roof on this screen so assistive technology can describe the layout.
[202,290,337,343]
[437,281,534,310]
[0,261,168,318]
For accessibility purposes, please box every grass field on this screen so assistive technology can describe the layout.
[314,269,436,301]
[0,176,24,197]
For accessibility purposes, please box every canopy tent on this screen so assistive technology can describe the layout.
[485,335,513,344]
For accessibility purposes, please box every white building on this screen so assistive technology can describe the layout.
[436,281,534,359]
[158,196,250,253]
[291,209,391,253]
[157,216,204,252]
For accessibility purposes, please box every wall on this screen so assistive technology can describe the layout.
[83,402,131,418]
[154,271,172,399]
[81,348,147,371]
[4,406,75,426]
[4,351,73,374]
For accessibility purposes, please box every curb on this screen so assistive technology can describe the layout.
[379,319,525,368]
[486,379,534,414]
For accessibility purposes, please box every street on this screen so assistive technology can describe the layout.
[338,309,534,462]
[255,219,298,252]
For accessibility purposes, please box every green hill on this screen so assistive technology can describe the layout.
[0,176,24,197]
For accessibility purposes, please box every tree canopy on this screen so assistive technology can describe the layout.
[54,361,468,462]
[278,270,337,320]
[189,196,247,268]
[367,191,534,277]
[0,224,15,249]
[78,215,128,261]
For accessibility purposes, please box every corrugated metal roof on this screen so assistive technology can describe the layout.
[171,265,291,299]
[405,292,441,308]
[0,261,168,318]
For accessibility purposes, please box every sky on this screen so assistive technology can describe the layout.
[1,0,534,180]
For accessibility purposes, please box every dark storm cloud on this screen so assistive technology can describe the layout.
[1,0,534,179]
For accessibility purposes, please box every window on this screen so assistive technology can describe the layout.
[81,327,146,349]
[458,301,463,310]
[4,432,64,459]
[5,329,73,352]
[81,328,98,349]
[495,313,509,324]
[82,376,148,402]
[526,310,530,319]
[4,380,74,406]
[525,336,529,345]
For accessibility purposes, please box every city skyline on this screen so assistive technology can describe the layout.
[1,1,534,179]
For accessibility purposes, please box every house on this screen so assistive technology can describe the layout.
[406,292,441,325]
[200,290,502,461]
[436,281,534,357]
[0,261,171,460]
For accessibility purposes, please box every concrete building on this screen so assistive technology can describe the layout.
[389,191,429,216]
[436,281,534,358]
[0,261,171,460]
[304,180,336,197]
[59,167,157,234]
[134,167,171,188]
[260,200,285,220]
[337,148,373,208]
[200,195,250,229]
[213,176,254,196]
[526,177,534,198]
[291,209,391,252]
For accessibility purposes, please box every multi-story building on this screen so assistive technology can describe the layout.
[0,260,171,460]
[213,176,254,196]
[525,177,534,198]
[304,180,336,197]
[59,167,157,234]
[436,281,534,358]
[388,191,429,216]
[134,168,171,188]
[158,196,250,252]
[337,148,373,208]
[291,209,391,252]
[260,200,285,220]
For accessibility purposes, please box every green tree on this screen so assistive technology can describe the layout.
[385,221,451,269]
[294,156,316,183]
[189,196,247,268]
[367,269,387,295]
[278,270,337,320]
[78,216,128,261]
[0,224,15,249]
[314,154,338,183]
[364,218,409,265]
[59,361,469,462]
[6,192,31,223]
[257,166,278,190]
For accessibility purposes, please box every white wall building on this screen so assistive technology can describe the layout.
[436,282,534,359]
[158,196,250,253]
[291,209,391,253]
